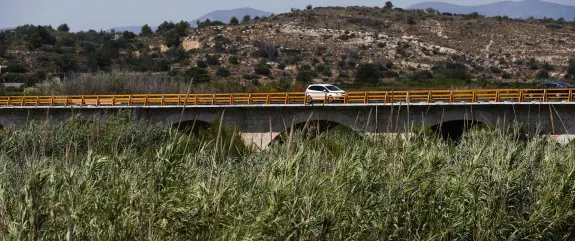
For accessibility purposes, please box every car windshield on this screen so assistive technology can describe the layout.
[556,83,573,88]
[325,86,342,91]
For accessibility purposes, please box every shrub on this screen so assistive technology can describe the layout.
[431,62,471,80]
[254,62,271,76]
[216,67,231,77]
[4,63,28,73]
[296,70,316,83]
[206,55,220,66]
[355,63,383,84]
[229,56,240,65]
[542,62,555,71]
[184,67,211,83]
[536,70,550,80]
[568,59,575,75]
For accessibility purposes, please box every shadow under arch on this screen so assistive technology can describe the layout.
[271,120,359,146]
[172,119,211,136]
[431,119,488,142]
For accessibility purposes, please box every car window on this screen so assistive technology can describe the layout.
[325,86,341,91]
[308,86,323,91]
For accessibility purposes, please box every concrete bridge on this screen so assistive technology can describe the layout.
[1,89,575,148]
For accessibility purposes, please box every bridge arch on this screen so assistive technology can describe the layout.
[270,119,360,146]
[417,109,498,141]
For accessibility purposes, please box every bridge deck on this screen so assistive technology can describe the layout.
[0,89,574,108]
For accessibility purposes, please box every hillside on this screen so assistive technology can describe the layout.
[410,0,575,20]
[1,6,575,95]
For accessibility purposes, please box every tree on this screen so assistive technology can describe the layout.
[355,63,382,84]
[230,16,239,25]
[306,5,313,10]
[56,55,78,73]
[384,1,394,9]
[141,24,153,36]
[57,23,70,32]
[163,29,181,47]
[242,15,251,23]
[156,21,175,34]
[174,21,190,36]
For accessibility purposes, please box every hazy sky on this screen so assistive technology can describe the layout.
[1,0,572,31]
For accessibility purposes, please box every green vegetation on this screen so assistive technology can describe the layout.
[2,116,575,239]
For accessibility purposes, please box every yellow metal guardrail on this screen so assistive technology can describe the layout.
[0,88,573,107]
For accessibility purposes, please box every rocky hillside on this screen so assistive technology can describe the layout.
[2,6,575,93]
[164,6,575,86]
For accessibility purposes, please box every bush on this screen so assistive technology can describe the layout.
[296,70,316,83]
[542,62,555,71]
[568,59,575,75]
[254,63,271,76]
[536,70,550,80]
[355,63,383,84]
[206,55,220,66]
[431,62,471,80]
[410,70,434,81]
[3,63,28,73]
[229,56,240,65]
[184,67,211,83]
[216,67,231,77]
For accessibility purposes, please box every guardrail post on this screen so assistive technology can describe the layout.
[364,92,368,104]
[160,96,164,106]
[427,91,432,103]
[285,93,289,105]
[50,96,54,107]
[36,96,40,106]
[384,91,388,103]
[248,94,252,105]
[7,97,10,106]
[406,91,410,104]
[496,91,500,102]
[449,91,454,103]
[231,94,235,105]
[472,90,477,103]
[112,96,116,106]
[345,94,349,104]
[146,96,150,106]
[81,96,85,107]
[65,96,69,107]
[569,89,573,102]
[212,94,216,105]
[518,90,524,102]
[129,96,133,106]
[96,96,100,106]
[543,90,548,102]
[267,94,271,105]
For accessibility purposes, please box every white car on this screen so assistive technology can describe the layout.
[305,84,347,103]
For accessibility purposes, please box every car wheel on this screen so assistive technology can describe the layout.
[306,95,313,104]
[328,97,334,103]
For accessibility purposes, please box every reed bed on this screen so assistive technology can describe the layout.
[0,117,574,240]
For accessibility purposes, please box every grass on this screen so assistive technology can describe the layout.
[1,117,575,240]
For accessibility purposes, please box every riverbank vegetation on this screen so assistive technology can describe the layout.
[1,117,575,239]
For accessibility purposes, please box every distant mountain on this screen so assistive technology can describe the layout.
[190,8,273,26]
[107,8,272,34]
[410,0,575,20]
